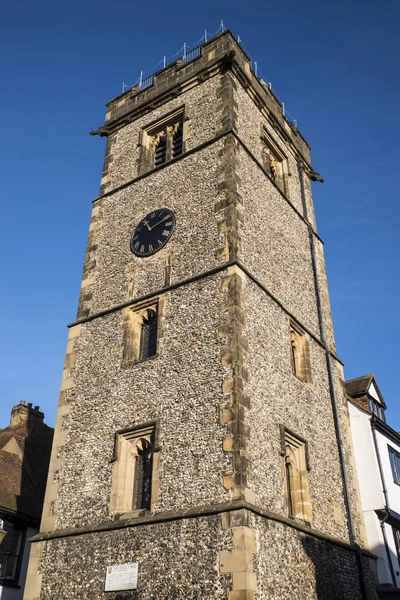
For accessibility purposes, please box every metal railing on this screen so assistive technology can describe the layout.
[183,45,202,64]
[121,24,298,128]
[250,65,297,127]
[139,74,154,90]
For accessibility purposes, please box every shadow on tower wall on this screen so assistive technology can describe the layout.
[302,535,378,600]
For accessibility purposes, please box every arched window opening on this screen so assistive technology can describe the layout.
[262,129,289,196]
[122,301,159,367]
[134,439,153,511]
[140,310,158,360]
[290,322,312,384]
[281,426,312,525]
[141,109,185,174]
[290,336,298,376]
[110,425,158,516]
[285,456,294,518]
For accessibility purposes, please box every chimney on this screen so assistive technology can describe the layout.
[10,400,44,426]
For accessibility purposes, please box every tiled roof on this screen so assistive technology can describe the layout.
[0,408,53,521]
[345,374,374,398]
[345,373,386,408]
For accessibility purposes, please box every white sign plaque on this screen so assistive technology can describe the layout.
[105,562,139,591]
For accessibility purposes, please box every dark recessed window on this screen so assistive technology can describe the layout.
[154,135,167,167]
[140,310,158,360]
[134,438,154,511]
[142,109,185,173]
[388,446,400,485]
[368,398,385,422]
[0,522,24,583]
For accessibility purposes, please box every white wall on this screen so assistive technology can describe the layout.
[376,430,400,510]
[348,402,383,511]
[349,400,400,587]
[0,527,37,600]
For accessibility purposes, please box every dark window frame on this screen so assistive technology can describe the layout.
[368,397,386,422]
[139,308,158,361]
[134,438,154,511]
[0,521,26,586]
[393,527,400,563]
[388,446,400,485]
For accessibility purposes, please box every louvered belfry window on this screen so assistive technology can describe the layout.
[140,310,158,360]
[154,134,167,167]
[149,112,184,169]
[172,122,183,158]
[134,439,153,510]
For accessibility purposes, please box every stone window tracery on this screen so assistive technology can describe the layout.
[122,300,159,366]
[262,129,289,197]
[290,321,312,384]
[138,108,186,174]
[281,426,312,525]
[139,309,158,360]
[110,424,159,516]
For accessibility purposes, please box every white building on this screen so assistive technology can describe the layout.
[347,374,400,592]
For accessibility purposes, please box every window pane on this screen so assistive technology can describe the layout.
[0,524,23,582]
[389,448,400,483]
[140,312,157,360]
[134,440,153,510]
[0,553,18,580]
[0,530,12,554]
[9,530,22,555]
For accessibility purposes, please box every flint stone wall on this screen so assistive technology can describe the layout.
[251,514,377,600]
[82,139,226,319]
[54,274,230,530]
[37,514,231,600]
[242,274,349,539]
[233,79,308,223]
[234,77,336,351]
[108,76,222,190]
[237,145,321,340]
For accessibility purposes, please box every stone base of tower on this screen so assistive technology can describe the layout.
[25,506,377,600]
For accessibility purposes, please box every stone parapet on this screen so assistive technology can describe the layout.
[93,31,311,168]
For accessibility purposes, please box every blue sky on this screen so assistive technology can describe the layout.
[1,0,399,429]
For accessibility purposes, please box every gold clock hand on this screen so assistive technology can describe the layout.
[149,215,169,230]
[143,219,151,231]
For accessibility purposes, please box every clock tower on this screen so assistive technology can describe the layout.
[24,31,377,599]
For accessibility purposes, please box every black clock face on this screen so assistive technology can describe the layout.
[130,208,176,257]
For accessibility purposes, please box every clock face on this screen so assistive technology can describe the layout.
[130,208,176,257]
